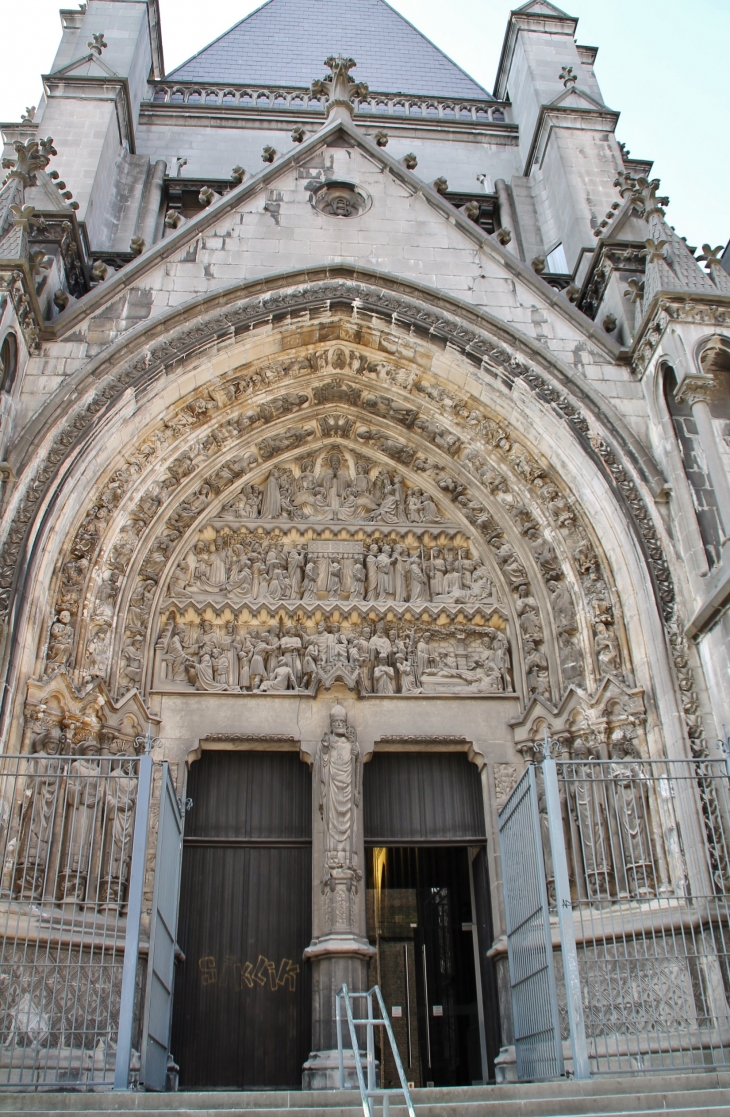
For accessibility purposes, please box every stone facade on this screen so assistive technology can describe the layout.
[0,0,729,1087]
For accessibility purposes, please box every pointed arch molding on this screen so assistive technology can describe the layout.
[0,268,701,752]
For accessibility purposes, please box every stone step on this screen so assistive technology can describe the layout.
[1,1075,730,1117]
[1,1104,730,1117]
[1,1072,730,1117]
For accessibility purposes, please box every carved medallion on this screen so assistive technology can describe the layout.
[310,181,372,218]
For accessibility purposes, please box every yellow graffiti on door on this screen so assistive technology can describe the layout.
[198,953,300,992]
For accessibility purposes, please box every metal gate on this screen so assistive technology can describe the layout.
[0,748,151,1089]
[140,764,183,1090]
[499,751,730,1080]
[497,765,563,1081]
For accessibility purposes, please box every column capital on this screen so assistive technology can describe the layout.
[674,372,716,408]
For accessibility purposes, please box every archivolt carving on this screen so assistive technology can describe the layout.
[39,335,631,716]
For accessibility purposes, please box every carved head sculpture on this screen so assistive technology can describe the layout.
[33,723,65,754]
[75,738,98,756]
[329,704,348,735]
[609,726,636,759]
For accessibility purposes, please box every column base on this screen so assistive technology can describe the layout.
[302,1048,377,1091]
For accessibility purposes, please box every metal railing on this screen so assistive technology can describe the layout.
[0,749,151,1088]
[336,984,416,1117]
[500,750,730,1078]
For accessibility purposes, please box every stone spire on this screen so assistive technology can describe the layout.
[629,176,717,306]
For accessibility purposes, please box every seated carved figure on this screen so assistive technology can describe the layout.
[259,657,298,692]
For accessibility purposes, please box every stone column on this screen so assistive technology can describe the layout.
[302,703,374,1089]
[676,374,730,542]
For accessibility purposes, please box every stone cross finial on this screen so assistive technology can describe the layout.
[311,55,369,118]
[640,238,668,263]
[698,244,730,292]
[697,244,723,272]
[88,33,107,56]
[624,277,645,304]
[559,65,578,89]
[10,204,43,232]
[2,137,56,185]
[630,177,670,218]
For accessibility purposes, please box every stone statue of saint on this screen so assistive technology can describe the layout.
[102,758,139,905]
[16,725,65,899]
[317,704,362,888]
[60,740,101,901]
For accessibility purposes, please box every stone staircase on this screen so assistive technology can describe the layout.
[1,1072,730,1117]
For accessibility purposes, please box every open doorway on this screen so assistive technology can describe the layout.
[367,846,486,1087]
[363,752,500,1085]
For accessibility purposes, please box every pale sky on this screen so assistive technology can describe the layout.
[0,0,727,251]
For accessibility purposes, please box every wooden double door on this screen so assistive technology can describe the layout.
[171,750,312,1088]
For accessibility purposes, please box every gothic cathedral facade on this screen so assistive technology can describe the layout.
[0,0,729,1092]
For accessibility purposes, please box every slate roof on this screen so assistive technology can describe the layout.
[166,0,491,99]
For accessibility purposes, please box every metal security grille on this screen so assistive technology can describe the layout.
[500,753,730,1080]
[498,766,563,1080]
[554,756,730,1075]
[0,751,146,1088]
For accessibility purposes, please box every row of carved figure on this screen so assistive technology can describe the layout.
[542,730,661,903]
[148,616,513,696]
[220,455,445,524]
[164,532,495,606]
[1,726,139,905]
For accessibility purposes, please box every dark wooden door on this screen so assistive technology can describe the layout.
[171,751,312,1088]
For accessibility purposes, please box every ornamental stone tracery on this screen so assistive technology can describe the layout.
[39,332,629,713]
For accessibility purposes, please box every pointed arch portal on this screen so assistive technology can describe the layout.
[3,268,699,1090]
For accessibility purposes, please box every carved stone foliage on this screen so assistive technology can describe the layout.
[151,610,512,699]
[39,334,629,714]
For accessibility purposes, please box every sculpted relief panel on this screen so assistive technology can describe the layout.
[39,331,629,710]
[152,614,512,698]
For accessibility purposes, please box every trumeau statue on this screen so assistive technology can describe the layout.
[317,704,362,893]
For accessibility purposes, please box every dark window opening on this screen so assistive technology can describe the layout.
[0,333,18,394]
